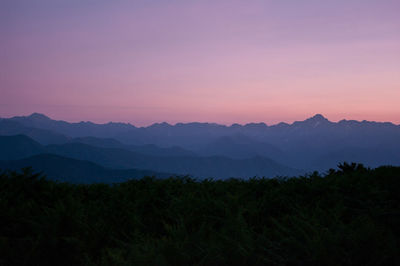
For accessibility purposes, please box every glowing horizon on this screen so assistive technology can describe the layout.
[1,0,399,126]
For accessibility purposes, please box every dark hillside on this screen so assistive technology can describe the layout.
[1,163,399,265]
[0,135,45,160]
[0,154,172,183]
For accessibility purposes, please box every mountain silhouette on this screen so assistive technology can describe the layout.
[0,154,171,183]
[0,120,69,144]
[1,113,399,175]
[69,136,196,157]
[0,135,299,178]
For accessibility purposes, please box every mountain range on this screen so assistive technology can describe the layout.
[0,113,399,182]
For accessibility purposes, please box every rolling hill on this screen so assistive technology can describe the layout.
[0,154,171,183]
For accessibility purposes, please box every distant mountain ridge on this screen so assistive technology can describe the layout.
[3,113,399,141]
[0,119,69,144]
[1,113,399,175]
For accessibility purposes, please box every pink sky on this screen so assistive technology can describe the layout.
[1,0,399,126]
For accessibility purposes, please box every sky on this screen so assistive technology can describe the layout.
[1,0,399,126]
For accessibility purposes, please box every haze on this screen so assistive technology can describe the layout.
[1,0,399,126]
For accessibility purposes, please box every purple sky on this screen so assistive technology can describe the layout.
[1,0,399,125]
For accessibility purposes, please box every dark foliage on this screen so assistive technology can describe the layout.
[1,164,400,265]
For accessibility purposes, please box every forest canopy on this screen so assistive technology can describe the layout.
[1,164,400,265]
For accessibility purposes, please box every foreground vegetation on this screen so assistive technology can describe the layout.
[1,163,400,265]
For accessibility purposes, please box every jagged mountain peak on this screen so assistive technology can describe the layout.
[303,114,330,125]
[291,114,331,128]
[28,113,51,120]
[307,114,328,122]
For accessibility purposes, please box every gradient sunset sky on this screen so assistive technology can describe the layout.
[1,0,399,126]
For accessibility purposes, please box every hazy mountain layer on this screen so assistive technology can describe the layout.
[0,135,299,178]
[1,113,400,173]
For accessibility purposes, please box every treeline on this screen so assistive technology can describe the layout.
[1,163,400,265]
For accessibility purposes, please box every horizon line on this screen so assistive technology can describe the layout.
[1,112,399,128]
